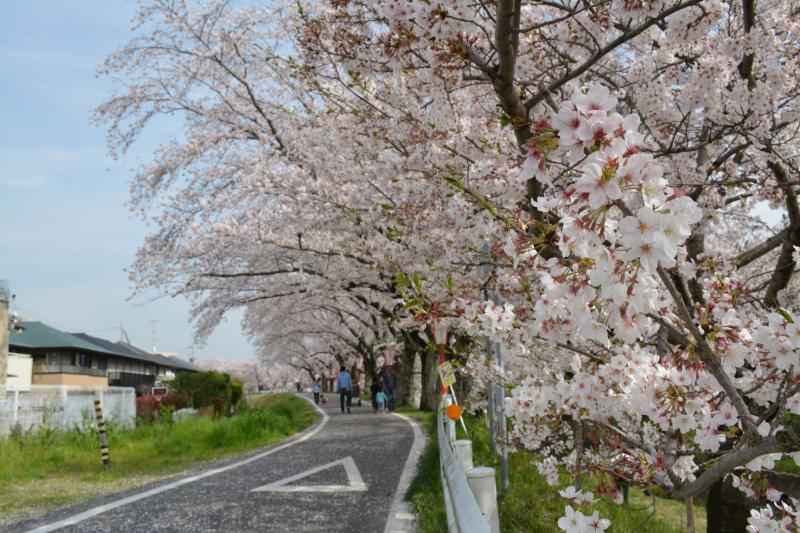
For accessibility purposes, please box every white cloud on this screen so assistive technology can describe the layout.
[0,175,51,188]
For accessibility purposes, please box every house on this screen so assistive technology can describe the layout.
[9,322,200,393]
[10,322,111,387]
[71,333,200,389]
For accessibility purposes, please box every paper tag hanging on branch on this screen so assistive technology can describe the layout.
[384,347,395,367]
[437,361,456,388]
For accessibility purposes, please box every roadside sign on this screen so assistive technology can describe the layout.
[437,361,456,387]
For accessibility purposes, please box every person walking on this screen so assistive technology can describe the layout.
[312,377,323,405]
[336,366,353,414]
[370,376,381,413]
[375,386,388,414]
[382,366,398,412]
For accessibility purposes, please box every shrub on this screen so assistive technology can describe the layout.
[210,396,226,417]
[170,371,232,410]
[161,394,189,410]
[136,395,161,422]
[230,380,245,411]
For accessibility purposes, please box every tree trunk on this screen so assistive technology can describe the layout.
[706,477,758,533]
[419,348,439,411]
[363,356,376,394]
[686,497,695,533]
[396,348,416,407]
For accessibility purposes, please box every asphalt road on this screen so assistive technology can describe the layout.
[4,397,424,533]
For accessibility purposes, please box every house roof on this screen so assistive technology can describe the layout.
[72,333,160,365]
[10,322,112,353]
[73,335,201,372]
[9,321,199,373]
[116,341,202,372]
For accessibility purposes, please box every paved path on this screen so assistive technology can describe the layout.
[3,397,425,533]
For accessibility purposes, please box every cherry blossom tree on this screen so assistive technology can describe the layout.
[99,0,800,530]
[199,358,294,392]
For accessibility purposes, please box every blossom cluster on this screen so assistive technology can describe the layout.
[521,84,703,349]
[458,299,516,342]
[747,500,800,532]
[556,486,610,533]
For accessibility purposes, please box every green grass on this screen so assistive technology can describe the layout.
[404,407,705,533]
[399,407,447,532]
[0,393,317,524]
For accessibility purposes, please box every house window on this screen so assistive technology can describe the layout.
[73,352,92,368]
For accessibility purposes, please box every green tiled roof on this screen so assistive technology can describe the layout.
[10,321,199,373]
[10,322,112,353]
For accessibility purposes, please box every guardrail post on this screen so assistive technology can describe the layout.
[454,439,473,472]
[466,467,500,533]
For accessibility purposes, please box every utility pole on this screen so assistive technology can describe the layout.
[150,320,159,352]
[479,246,509,491]
[0,280,9,400]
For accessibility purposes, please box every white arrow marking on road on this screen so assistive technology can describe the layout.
[251,456,367,493]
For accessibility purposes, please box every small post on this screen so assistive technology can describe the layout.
[0,280,9,402]
[686,497,696,533]
[466,466,500,533]
[454,439,473,472]
[94,399,110,470]
[12,390,19,426]
[493,382,509,491]
[61,386,68,430]
[485,340,496,455]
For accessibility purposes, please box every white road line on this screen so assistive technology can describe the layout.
[26,396,329,533]
[251,455,367,492]
[383,412,426,533]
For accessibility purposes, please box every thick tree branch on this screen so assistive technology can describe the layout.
[670,427,800,499]
[764,162,800,308]
[734,228,789,269]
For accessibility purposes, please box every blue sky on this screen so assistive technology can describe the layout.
[0,1,254,361]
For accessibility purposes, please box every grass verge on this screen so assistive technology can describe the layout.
[402,407,706,533]
[399,408,447,532]
[0,393,317,525]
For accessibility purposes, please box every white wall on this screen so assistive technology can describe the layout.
[7,353,32,391]
[0,385,136,436]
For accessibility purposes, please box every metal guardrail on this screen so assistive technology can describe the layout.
[438,404,492,533]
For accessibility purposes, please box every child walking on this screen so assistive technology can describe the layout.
[375,386,388,414]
